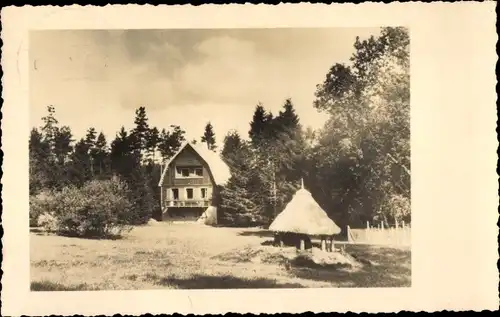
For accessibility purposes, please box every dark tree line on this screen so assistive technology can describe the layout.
[218,27,410,230]
[30,27,410,231]
[29,105,188,223]
[219,98,306,226]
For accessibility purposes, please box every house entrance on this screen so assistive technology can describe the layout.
[163,207,205,222]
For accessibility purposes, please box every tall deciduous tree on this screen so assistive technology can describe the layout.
[158,125,186,161]
[312,27,410,226]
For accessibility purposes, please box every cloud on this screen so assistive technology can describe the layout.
[30,28,381,142]
[175,36,263,105]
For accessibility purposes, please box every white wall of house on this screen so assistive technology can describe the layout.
[165,186,212,201]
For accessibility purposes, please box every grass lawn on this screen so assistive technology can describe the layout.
[30,222,411,291]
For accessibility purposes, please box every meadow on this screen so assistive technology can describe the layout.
[31,222,411,291]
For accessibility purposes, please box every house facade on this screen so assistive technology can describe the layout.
[158,142,231,223]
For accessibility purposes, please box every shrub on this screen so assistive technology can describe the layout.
[33,179,134,238]
[381,193,411,224]
[37,212,58,232]
[29,191,54,227]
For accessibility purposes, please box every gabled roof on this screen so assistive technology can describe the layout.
[269,179,341,236]
[158,141,231,187]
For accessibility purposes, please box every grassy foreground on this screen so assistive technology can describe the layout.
[30,222,411,290]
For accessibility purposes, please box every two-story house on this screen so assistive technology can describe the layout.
[158,141,231,223]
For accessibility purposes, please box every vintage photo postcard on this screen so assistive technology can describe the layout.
[1,3,498,316]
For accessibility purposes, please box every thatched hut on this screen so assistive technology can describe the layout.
[269,179,341,252]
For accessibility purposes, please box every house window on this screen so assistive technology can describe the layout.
[171,188,179,200]
[186,188,194,200]
[181,168,190,177]
[176,166,203,178]
[201,188,207,199]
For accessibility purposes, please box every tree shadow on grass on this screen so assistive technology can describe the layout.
[31,280,99,291]
[30,226,128,240]
[30,227,44,233]
[238,230,347,243]
[153,274,305,289]
[289,245,411,288]
[237,230,275,238]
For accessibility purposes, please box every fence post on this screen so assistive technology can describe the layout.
[347,225,351,242]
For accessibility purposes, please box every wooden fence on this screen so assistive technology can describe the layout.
[347,221,411,246]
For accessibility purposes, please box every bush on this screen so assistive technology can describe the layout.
[381,193,411,224]
[29,191,54,227]
[32,179,134,238]
[37,212,58,232]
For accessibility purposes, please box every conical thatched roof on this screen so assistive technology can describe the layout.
[269,179,341,236]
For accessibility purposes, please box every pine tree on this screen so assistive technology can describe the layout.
[39,105,75,189]
[201,122,217,152]
[126,167,155,224]
[83,127,98,178]
[52,126,74,186]
[272,99,307,212]
[220,132,265,226]
[68,138,93,186]
[40,105,59,155]
[221,130,243,163]
[53,126,74,164]
[248,103,269,148]
[158,128,172,160]
[85,127,97,147]
[170,125,186,150]
[130,106,150,158]
[248,99,307,222]
[109,125,156,224]
[29,128,51,194]
[145,127,160,163]
[110,126,139,178]
[94,132,110,178]
[275,98,300,133]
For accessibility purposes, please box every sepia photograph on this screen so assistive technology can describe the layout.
[1,2,498,316]
[28,26,411,291]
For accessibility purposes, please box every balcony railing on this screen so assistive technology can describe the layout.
[165,178,210,186]
[164,200,210,208]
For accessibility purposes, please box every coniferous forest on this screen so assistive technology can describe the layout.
[29,27,410,239]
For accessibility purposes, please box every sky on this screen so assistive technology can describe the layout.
[29,27,381,146]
